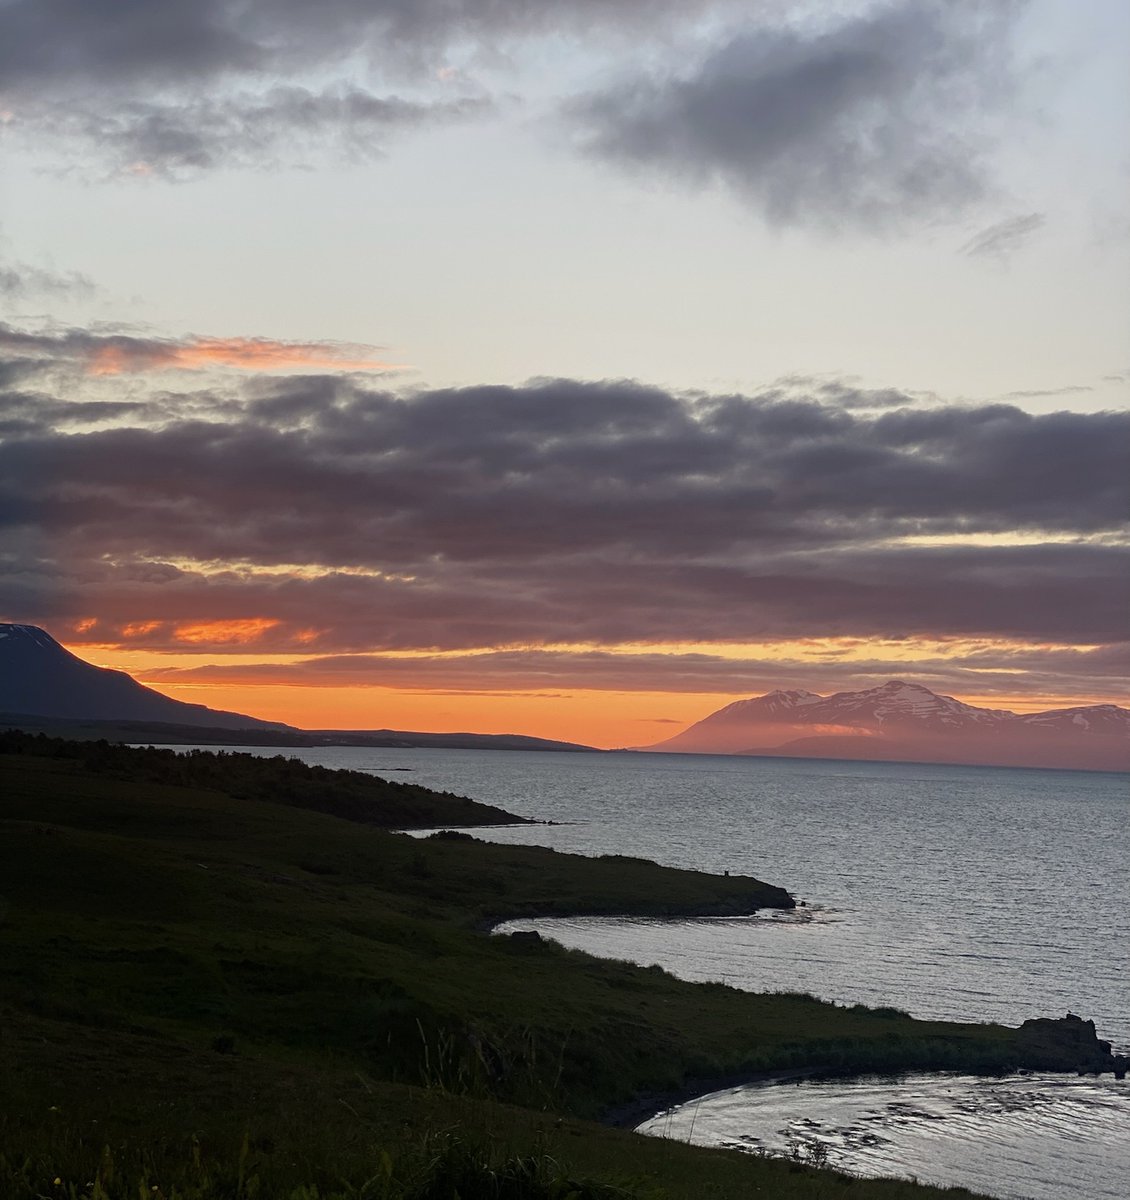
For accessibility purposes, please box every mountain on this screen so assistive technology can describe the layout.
[0,624,595,752]
[0,623,292,731]
[641,681,1130,772]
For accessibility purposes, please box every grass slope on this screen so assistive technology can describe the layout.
[0,737,1038,1198]
[0,731,530,827]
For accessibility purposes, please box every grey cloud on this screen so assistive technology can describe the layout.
[0,0,697,91]
[960,212,1046,260]
[0,0,705,170]
[0,262,96,300]
[570,1,1025,231]
[1004,385,1093,399]
[0,0,261,91]
[1,356,1127,653]
[772,376,922,410]
[19,87,493,176]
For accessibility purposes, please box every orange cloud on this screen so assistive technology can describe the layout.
[86,336,397,375]
[120,620,162,638]
[173,618,281,645]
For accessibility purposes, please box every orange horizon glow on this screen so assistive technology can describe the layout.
[133,679,1125,749]
[136,680,730,747]
[56,634,1124,750]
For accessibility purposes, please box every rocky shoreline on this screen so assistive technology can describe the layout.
[1016,1012,1129,1078]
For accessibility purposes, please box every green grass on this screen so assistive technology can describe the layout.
[0,739,1039,1198]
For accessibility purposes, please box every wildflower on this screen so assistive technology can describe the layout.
[53,1178,62,1186]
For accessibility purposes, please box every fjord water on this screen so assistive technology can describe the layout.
[177,745,1129,1196]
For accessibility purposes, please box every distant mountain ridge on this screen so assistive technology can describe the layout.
[0,624,594,752]
[641,681,1130,771]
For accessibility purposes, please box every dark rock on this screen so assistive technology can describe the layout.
[1016,1013,1126,1075]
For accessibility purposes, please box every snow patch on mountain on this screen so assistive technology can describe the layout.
[0,623,60,650]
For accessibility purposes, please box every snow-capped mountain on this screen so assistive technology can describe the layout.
[791,680,1015,731]
[1016,705,1130,736]
[0,623,290,731]
[642,681,1129,771]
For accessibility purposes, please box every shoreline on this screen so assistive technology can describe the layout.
[602,1066,826,1129]
[604,1052,1130,1135]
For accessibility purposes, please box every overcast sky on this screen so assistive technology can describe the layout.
[1,0,1127,743]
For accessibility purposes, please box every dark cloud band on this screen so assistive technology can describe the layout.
[2,340,1126,659]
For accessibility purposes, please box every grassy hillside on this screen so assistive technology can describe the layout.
[0,736,1061,1199]
[0,730,531,827]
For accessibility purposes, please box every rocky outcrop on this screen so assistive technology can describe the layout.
[1016,1013,1129,1078]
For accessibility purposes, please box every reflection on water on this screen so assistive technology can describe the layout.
[638,1073,1130,1200]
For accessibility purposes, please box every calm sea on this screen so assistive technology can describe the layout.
[166,745,1129,1198]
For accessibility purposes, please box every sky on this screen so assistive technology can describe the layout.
[1,0,1127,748]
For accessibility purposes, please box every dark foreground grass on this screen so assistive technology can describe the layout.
[0,739,1050,1198]
[4,1011,987,1200]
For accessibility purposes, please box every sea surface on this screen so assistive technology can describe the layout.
[166,744,1129,1198]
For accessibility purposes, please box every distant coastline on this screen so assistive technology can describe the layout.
[0,710,597,754]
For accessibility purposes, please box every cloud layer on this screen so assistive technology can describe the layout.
[2,330,1126,704]
[137,641,1130,707]
[1,0,1035,233]
[571,1,1025,229]
[22,88,492,176]
[0,260,96,301]
[0,0,695,90]
[0,0,698,174]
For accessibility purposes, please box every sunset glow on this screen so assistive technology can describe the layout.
[126,678,1116,748]
[2,0,1126,749]
[62,628,1125,748]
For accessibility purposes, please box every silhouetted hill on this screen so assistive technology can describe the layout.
[0,624,291,731]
